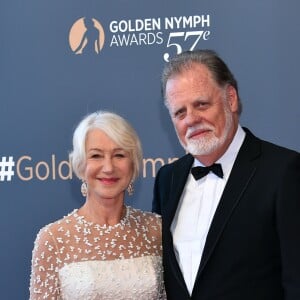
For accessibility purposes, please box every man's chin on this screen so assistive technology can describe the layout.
[185,141,217,156]
[189,150,212,156]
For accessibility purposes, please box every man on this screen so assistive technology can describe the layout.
[152,49,300,299]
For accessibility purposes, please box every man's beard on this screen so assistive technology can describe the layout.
[179,105,233,156]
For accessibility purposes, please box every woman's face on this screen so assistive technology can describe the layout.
[83,128,133,204]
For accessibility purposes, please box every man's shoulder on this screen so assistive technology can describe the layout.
[157,153,193,179]
[244,127,299,155]
[162,153,192,169]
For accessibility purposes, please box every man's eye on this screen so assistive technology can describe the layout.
[174,110,186,120]
[196,101,209,109]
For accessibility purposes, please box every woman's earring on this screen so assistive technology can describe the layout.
[127,181,134,196]
[81,181,87,197]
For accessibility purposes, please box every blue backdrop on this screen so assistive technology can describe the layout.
[1,1,300,299]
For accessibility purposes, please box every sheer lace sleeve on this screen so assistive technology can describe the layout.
[29,226,61,300]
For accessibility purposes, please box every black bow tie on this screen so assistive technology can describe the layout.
[191,163,223,180]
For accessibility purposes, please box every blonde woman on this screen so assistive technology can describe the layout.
[30,111,166,300]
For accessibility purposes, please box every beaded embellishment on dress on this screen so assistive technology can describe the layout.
[29,206,166,300]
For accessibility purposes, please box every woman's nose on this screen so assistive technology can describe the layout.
[102,157,113,172]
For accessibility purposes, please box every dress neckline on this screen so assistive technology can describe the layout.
[72,206,130,230]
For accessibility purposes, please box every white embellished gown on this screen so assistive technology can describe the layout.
[29,206,166,300]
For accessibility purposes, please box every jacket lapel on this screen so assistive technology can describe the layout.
[196,129,261,277]
[164,154,194,293]
[165,154,194,228]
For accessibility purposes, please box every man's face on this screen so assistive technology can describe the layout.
[165,63,239,163]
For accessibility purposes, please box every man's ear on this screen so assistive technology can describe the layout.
[226,85,239,113]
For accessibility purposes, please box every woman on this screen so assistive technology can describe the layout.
[29,111,166,299]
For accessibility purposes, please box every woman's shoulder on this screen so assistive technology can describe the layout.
[129,206,161,218]
[127,206,162,227]
[35,209,78,239]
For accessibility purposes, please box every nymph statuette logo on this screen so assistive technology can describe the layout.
[69,17,105,55]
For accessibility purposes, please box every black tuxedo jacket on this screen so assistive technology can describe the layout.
[152,128,300,300]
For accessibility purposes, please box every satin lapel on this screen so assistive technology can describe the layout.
[164,154,194,292]
[165,154,194,228]
[196,129,261,277]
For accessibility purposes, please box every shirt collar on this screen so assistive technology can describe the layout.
[193,125,246,180]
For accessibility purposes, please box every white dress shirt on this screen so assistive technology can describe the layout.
[170,125,246,295]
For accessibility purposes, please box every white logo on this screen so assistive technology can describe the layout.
[0,156,15,181]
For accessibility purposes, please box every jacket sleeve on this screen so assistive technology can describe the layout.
[152,167,163,215]
[277,152,300,299]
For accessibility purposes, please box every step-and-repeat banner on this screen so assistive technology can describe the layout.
[1,1,300,298]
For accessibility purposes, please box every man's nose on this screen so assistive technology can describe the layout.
[185,109,200,126]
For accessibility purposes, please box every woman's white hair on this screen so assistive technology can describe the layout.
[69,111,143,181]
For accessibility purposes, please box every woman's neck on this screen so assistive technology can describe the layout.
[78,198,126,226]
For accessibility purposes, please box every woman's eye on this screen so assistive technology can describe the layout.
[90,154,101,159]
